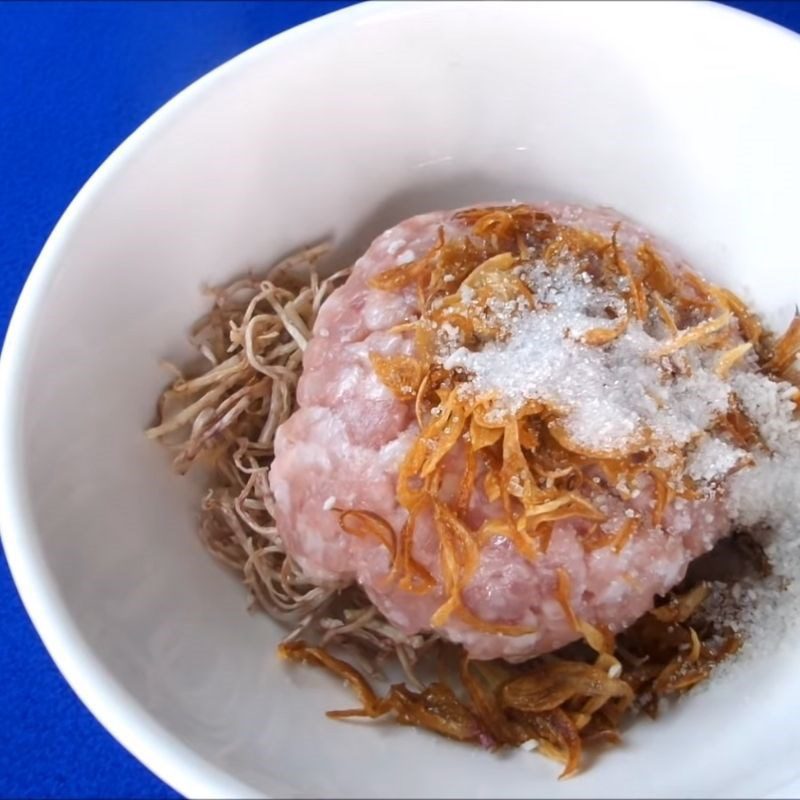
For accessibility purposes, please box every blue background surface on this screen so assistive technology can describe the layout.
[0,1,797,797]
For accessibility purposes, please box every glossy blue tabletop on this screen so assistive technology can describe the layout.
[0,2,797,797]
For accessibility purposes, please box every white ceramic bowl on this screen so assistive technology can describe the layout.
[3,1,800,797]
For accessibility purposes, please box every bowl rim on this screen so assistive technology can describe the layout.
[2,1,800,797]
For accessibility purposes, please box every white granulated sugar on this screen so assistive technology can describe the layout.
[441,260,734,456]
[459,283,476,304]
[730,455,800,532]
[727,373,800,539]
[725,370,800,641]
[687,438,748,484]
[438,322,463,350]
[731,372,800,453]
[701,362,800,674]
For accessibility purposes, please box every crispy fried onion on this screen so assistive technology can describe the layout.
[281,574,743,778]
[357,206,795,635]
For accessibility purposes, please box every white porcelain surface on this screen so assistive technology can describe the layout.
[3,1,800,796]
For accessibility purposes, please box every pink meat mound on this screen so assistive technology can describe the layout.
[269,204,731,661]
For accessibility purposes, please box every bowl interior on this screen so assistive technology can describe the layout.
[4,1,800,797]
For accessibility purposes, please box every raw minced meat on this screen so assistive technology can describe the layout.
[269,204,733,661]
